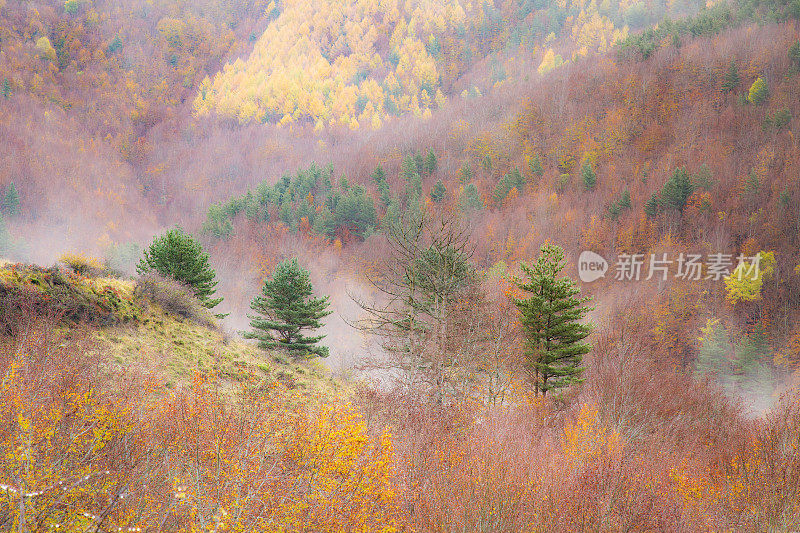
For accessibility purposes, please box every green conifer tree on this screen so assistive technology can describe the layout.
[696,318,731,378]
[430,180,446,203]
[414,152,425,174]
[736,325,770,378]
[136,228,223,311]
[423,149,437,176]
[609,201,622,220]
[512,244,593,396]
[401,155,417,180]
[529,153,544,177]
[458,163,473,183]
[581,163,597,190]
[619,189,632,209]
[722,60,740,92]
[244,258,332,358]
[644,192,659,217]
[1,183,20,216]
[661,167,694,212]
[459,183,483,212]
[371,165,386,185]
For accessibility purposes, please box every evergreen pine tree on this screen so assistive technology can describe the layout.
[512,244,593,396]
[608,201,622,220]
[136,228,223,311]
[2,78,10,99]
[459,183,483,212]
[508,167,525,190]
[530,153,544,177]
[619,189,632,209]
[423,149,437,176]
[371,164,386,185]
[458,163,473,183]
[696,318,731,378]
[414,152,425,174]
[736,325,770,378]
[401,156,417,180]
[492,181,509,205]
[644,192,659,217]
[733,324,774,393]
[1,182,19,216]
[661,167,694,212]
[430,180,446,203]
[722,60,740,92]
[581,163,597,190]
[381,199,401,229]
[377,180,391,208]
[694,164,714,190]
[244,258,332,358]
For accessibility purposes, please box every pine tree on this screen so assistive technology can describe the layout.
[733,325,775,394]
[608,201,622,220]
[1,182,20,216]
[414,152,425,174]
[694,164,714,190]
[371,165,386,185]
[458,163,473,183]
[696,318,731,378]
[581,163,597,190]
[401,155,417,180]
[244,258,332,358]
[136,228,223,311]
[423,149,437,176]
[430,180,446,203]
[459,183,483,212]
[2,78,10,99]
[644,192,659,217]
[377,180,392,208]
[736,325,770,378]
[512,244,593,396]
[660,167,694,212]
[619,189,632,209]
[722,60,739,92]
[529,153,544,177]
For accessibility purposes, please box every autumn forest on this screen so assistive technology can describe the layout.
[1,0,800,529]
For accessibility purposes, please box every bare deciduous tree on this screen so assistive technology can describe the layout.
[352,211,497,404]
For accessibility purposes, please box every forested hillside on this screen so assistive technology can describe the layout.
[2,0,800,528]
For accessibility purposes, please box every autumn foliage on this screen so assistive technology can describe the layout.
[0,313,402,531]
[2,0,800,527]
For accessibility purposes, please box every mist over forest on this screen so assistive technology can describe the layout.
[1,0,799,528]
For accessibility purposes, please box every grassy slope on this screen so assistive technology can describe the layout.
[93,302,340,394]
[0,261,341,395]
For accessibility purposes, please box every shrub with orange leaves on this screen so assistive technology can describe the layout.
[0,321,145,531]
[562,403,622,465]
[0,310,405,531]
[122,373,404,532]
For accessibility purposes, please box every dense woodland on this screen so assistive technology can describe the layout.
[1,0,800,528]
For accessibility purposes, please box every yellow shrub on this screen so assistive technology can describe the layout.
[59,252,104,276]
[562,403,622,463]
